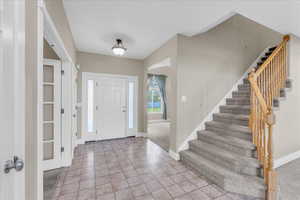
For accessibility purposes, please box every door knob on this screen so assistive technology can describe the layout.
[4,156,24,174]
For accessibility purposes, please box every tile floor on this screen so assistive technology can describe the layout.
[277,158,300,200]
[44,168,64,200]
[147,121,171,151]
[50,137,259,200]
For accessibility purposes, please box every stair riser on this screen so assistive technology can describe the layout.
[226,99,250,106]
[238,88,250,93]
[189,144,260,176]
[197,133,255,157]
[220,107,250,115]
[280,89,286,98]
[238,85,250,90]
[243,79,250,84]
[286,79,292,89]
[180,155,265,198]
[232,92,250,98]
[213,115,248,126]
[180,155,225,188]
[205,125,252,141]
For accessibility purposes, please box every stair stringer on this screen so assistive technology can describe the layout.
[177,47,272,153]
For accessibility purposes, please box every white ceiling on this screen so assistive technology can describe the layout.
[63,0,300,59]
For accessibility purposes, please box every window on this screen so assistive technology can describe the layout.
[87,80,94,132]
[147,79,163,113]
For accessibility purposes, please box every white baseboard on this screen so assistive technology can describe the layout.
[76,138,85,146]
[177,47,271,152]
[274,150,300,169]
[169,150,180,161]
[61,157,72,168]
[136,132,147,137]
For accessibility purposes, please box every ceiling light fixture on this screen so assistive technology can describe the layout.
[112,39,127,56]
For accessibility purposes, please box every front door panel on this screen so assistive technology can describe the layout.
[96,77,127,140]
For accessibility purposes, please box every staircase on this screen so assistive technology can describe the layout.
[180,36,290,199]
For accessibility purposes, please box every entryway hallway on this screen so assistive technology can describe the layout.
[50,137,256,200]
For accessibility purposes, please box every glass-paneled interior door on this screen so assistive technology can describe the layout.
[42,59,62,171]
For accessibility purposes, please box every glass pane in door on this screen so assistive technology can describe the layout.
[43,142,54,160]
[128,81,134,129]
[87,80,94,132]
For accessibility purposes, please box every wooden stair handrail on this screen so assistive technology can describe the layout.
[248,35,290,200]
[248,71,269,115]
[255,35,290,76]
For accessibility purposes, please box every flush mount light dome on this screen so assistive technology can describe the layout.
[112,39,127,56]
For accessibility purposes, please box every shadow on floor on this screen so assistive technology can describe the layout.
[44,168,64,200]
[147,120,170,151]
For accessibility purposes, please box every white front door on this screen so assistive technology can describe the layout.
[0,0,25,199]
[95,77,127,140]
[42,59,62,171]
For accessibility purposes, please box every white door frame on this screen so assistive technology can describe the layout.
[71,65,79,157]
[36,1,76,199]
[82,72,138,142]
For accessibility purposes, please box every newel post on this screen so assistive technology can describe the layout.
[266,108,277,200]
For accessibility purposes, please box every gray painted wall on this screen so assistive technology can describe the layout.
[44,39,59,60]
[44,0,77,62]
[274,35,300,160]
[77,52,145,137]
[143,36,178,151]
[176,15,282,151]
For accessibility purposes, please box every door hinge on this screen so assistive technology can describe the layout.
[61,70,65,75]
[61,147,65,152]
[61,108,65,114]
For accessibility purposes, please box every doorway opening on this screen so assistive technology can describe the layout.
[147,73,171,151]
[82,73,138,142]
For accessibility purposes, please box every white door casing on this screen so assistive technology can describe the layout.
[42,59,62,171]
[0,0,25,199]
[71,65,78,155]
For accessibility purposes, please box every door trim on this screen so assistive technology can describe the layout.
[37,1,76,199]
[82,72,138,142]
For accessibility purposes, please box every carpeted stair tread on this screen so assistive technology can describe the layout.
[213,113,249,126]
[226,98,250,105]
[189,140,261,176]
[220,105,250,115]
[213,113,249,121]
[180,150,266,198]
[206,121,251,134]
[197,130,255,151]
